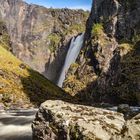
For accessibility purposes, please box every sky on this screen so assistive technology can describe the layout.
[24,0,92,11]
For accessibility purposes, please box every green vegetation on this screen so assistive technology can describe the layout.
[48,33,61,52]
[0,45,70,108]
[132,34,140,44]
[119,43,133,53]
[109,40,140,103]
[65,24,85,35]
[71,63,79,69]
[0,21,10,50]
[92,23,104,37]
[120,33,140,45]
[64,75,86,96]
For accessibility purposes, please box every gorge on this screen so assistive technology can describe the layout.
[32,0,140,139]
[0,0,140,140]
[0,0,89,84]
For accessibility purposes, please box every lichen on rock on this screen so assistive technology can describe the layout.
[32,100,140,140]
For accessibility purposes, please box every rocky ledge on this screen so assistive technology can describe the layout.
[32,100,140,140]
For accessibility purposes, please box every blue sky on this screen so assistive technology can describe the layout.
[24,0,92,10]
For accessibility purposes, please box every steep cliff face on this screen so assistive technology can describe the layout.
[0,21,11,51]
[86,0,140,104]
[0,0,89,83]
[63,0,140,105]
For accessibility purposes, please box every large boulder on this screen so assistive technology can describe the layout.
[32,100,140,140]
[123,114,140,140]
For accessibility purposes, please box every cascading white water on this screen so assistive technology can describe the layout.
[0,109,37,140]
[57,33,84,87]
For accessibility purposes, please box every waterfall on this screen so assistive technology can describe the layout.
[57,33,84,87]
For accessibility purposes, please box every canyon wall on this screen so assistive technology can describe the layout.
[63,0,140,105]
[0,0,89,83]
[0,0,139,105]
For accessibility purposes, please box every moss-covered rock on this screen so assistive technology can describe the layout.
[32,100,140,140]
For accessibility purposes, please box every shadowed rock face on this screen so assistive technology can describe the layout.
[83,0,140,104]
[0,0,89,83]
[63,0,140,104]
[32,100,140,140]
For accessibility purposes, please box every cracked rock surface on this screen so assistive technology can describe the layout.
[32,100,140,140]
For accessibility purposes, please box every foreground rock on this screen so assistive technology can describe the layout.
[32,100,140,140]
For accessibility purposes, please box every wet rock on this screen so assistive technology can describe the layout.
[117,104,130,114]
[117,104,131,119]
[0,103,4,110]
[122,114,140,140]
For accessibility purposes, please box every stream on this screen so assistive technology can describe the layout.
[0,106,139,140]
[0,109,37,140]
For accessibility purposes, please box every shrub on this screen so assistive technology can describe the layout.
[92,23,104,36]
[65,24,85,35]
[48,33,61,52]
[132,34,140,44]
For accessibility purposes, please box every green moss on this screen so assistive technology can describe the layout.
[119,43,133,52]
[119,33,140,48]
[92,23,104,37]
[71,63,79,69]
[69,24,85,33]
[132,34,140,44]
[48,33,61,52]
[64,24,85,35]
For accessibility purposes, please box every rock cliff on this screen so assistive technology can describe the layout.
[0,0,89,83]
[63,0,140,105]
